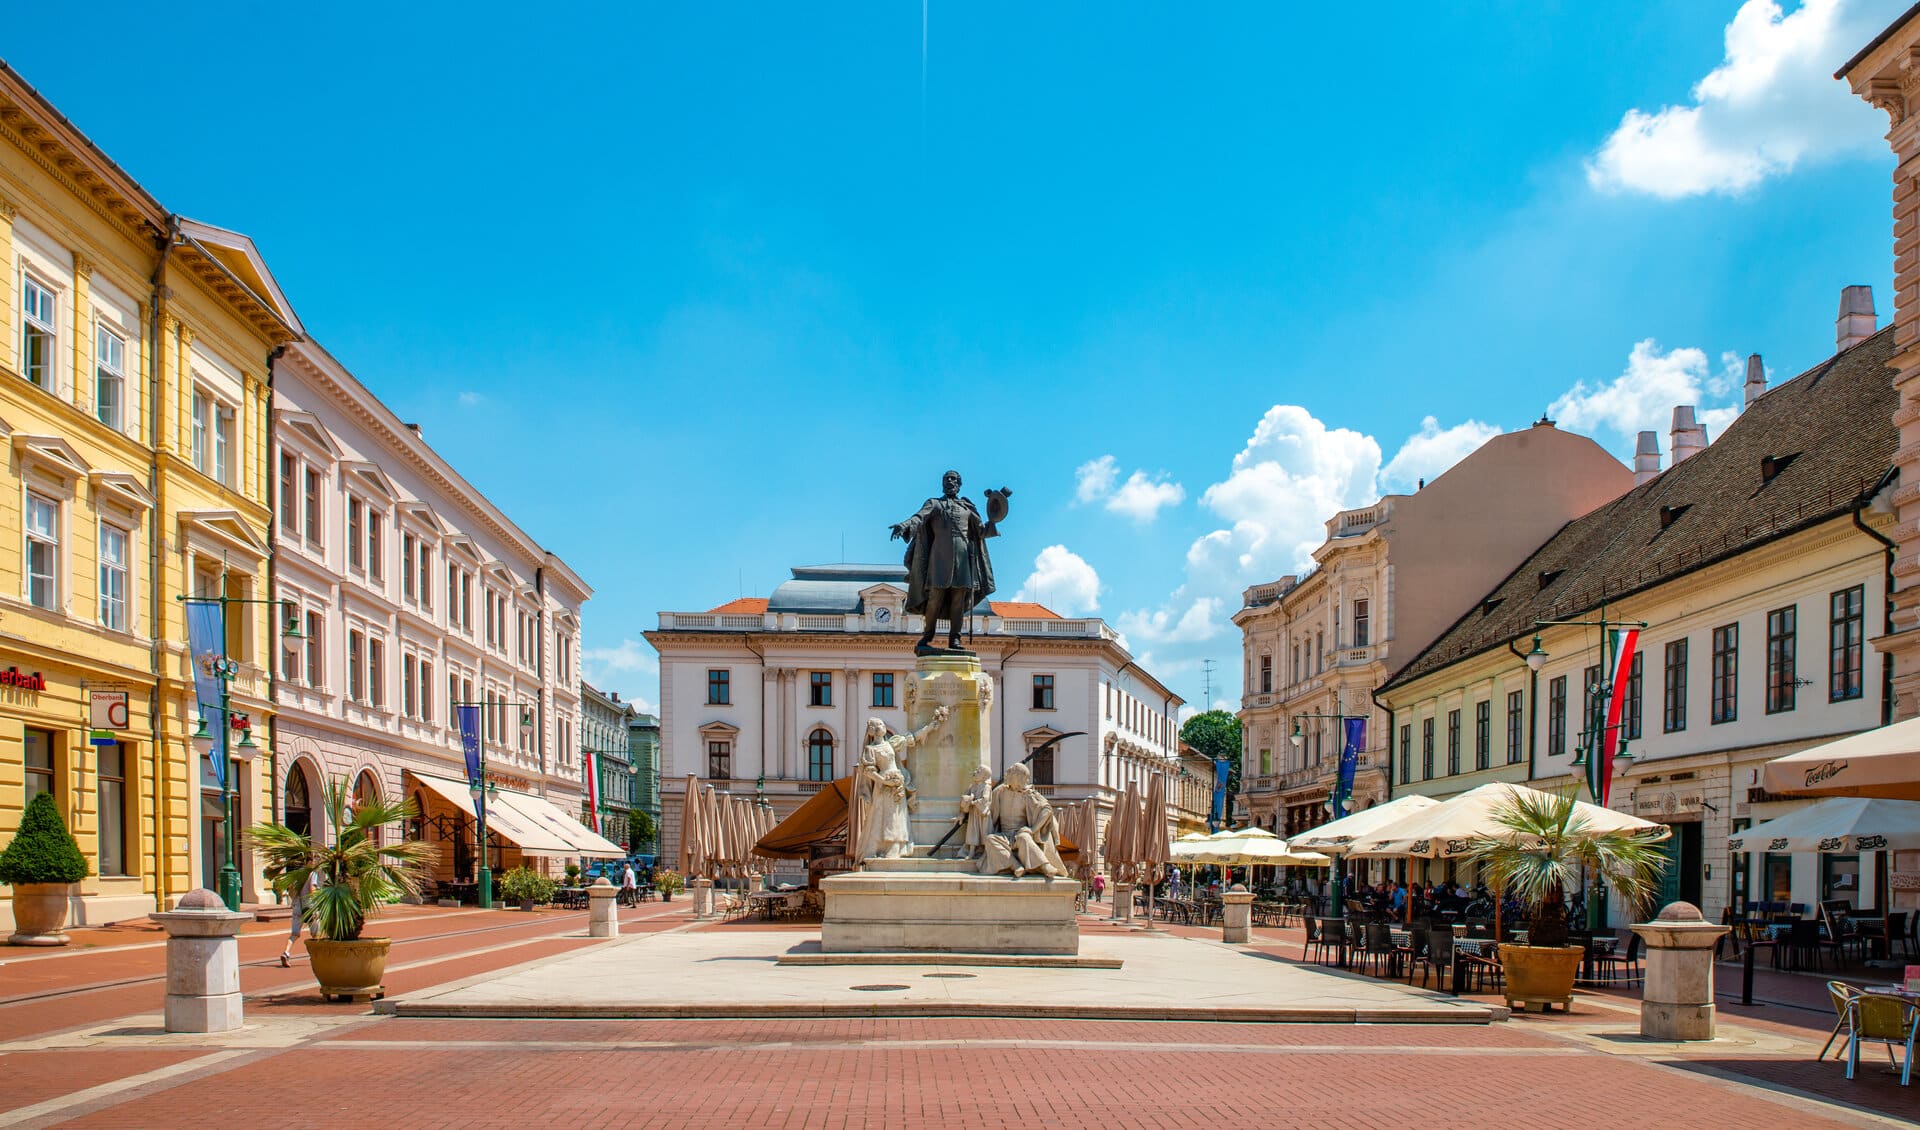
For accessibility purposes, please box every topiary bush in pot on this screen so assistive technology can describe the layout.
[0,792,90,945]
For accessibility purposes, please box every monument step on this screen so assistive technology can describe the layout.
[860,856,980,874]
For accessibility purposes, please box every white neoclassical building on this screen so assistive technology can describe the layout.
[269,340,598,885]
[646,564,1185,881]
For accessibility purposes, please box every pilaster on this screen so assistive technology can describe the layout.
[0,196,15,373]
[71,255,92,414]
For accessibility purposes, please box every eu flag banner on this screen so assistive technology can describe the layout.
[1333,717,1366,818]
[457,704,483,808]
[1210,758,1229,828]
[182,599,228,786]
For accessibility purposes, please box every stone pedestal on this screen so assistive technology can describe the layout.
[1631,901,1730,1041]
[904,655,993,852]
[151,888,250,1033]
[692,878,715,919]
[821,857,1080,955]
[1222,884,1254,943]
[749,873,765,893]
[1111,881,1135,923]
[588,877,619,938]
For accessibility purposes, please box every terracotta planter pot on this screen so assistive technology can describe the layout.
[8,882,74,946]
[307,937,392,1001]
[1499,944,1584,1012]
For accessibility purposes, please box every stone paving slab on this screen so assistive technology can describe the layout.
[388,928,1504,1023]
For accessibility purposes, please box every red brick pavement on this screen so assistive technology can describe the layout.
[0,1049,206,1114]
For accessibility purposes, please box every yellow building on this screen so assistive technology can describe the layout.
[0,63,301,930]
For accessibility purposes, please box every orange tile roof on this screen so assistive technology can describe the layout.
[706,597,769,614]
[989,601,1060,619]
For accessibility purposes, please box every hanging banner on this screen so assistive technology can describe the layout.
[182,599,228,786]
[1590,628,1640,809]
[1210,758,1230,828]
[583,748,601,833]
[1332,717,1366,818]
[457,704,484,808]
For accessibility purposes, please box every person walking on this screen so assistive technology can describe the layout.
[279,870,317,968]
[1092,872,1107,902]
[621,861,638,907]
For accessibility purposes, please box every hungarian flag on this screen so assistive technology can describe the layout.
[1589,627,1640,808]
[584,748,601,833]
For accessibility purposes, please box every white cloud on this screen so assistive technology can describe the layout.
[457,390,483,406]
[1587,0,1894,198]
[1380,416,1502,491]
[1074,454,1186,521]
[1549,339,1752,444]
[1118,596,1223,646]
[1015,544,1102,615]
[582,639,659,713]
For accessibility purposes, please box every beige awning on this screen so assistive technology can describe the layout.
[406,772,579,855]
[492,789,626,858]
[1761,719,1920,801]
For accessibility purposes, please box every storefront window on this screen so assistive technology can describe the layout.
[98,744,127,875]
[24,728,54,804]
[1763,854,1792,904]
[1822,854,1861,908]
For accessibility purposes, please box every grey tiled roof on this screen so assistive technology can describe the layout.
[1383,326,1899,691]
[766,563,991,614]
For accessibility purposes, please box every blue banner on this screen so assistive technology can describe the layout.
[182,599,228,787]
[457,704,483,813]
[1332,717,1366,819]
[1210,758,1229,828]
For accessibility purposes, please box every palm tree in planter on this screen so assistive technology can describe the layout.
[247,774,435,1002]
[1461,790,1667,1013]
[0,792,89,946]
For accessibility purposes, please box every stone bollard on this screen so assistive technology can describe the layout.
[1222,883,1255,944]
[588,877,619,938]
[151,888,251,1033]
[1112,881,1135,923]
[692,877,714,918]
[750,873,765,893]
[1631,901,1730,1041]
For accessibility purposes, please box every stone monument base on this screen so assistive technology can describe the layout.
[820,857,1081,956]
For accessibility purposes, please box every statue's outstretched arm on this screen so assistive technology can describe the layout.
[900,705,951,748]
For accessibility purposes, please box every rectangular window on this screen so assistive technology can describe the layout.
[1420,718,1434,779]
[418,542,433,610]
[707,741,732,780]
[348,629,365,702]
[707,668,731,705]
[305,611,323,687]
[872,672,895,708]
[1506,690,1523,764]
[1626,652,1644,739]
[97,743,127,875]
[420,660,433,723]
[1712,624,1739,724]
[24,728,54,805]
[347,499,363,570]
[99,523,128,631]
[1032,674,1055,710]
[95,324,125,430]
[810,671,832,707]
[1664,639,1688,732]
[1446,709,1461,775]
[402,533,416,599]
[460,571,472,629]
[1399,724,1412,784]
[1830,586,1865,702]
[278,454,298,530]
[25,492,57,610]
[191,390,209,471]
[447,564,460,625]
[403,655,418,718]
[1474,700,1490,771]
[1259,654,1272,693]
[21,277,55,388]
[368,638,384,708]
[1353,599,1370,647]
[214,404,235,486]
[1766,606,1797,714]
[1548,675,1567,757]
[304,469,322,549]
[366,512,383,580]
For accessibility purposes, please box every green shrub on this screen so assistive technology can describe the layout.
[0,792,90,885]
[653,868,684,895]
[501,865,556,904]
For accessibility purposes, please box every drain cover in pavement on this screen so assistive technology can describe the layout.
[923,972,977,979]
[849,983,911,991]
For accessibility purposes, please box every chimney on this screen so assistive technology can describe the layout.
[1743,353,1765,408]
[1633,431,1661,485]
[1671,406,1706,465]
[1837,285,1876,351]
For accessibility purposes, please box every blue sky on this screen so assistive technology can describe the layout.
[7,1,1905,713]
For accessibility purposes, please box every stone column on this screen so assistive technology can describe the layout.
[152,888,250,1033]
[904,655,993,851]
[1222,883,1255,943]
[1112,881,1134,923]
[692,876,714,918]
[1631,901,1730,1041]
[587,877,618,937]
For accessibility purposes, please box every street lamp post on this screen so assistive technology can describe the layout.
[451,700,537,909]
[179,591,304,911]
[1524,605,1651,931]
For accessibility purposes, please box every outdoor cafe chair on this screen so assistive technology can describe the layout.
[1843,992,1919,1085]
[1360,922,1397,977]
[1413,926,1454,991]
[1455,938,1503,993]
[1595,932,1643,987]
[1821,981,1863,1061]
[1303,916,1333,965]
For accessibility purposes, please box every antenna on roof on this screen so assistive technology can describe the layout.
[1201,659,1216,711]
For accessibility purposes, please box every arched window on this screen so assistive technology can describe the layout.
[353,770,381,842]
[285,766,312,837]
[807,729,835,781]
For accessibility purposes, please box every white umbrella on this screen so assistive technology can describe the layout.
[1762,719,1920,802]
[1289,794,1440,853]
[1727,796,1920,854]
[1174,827,1330,867]
[1350,782,1669,859]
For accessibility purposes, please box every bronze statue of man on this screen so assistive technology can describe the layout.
[890,471,1009,655]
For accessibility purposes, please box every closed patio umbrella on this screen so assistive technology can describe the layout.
[1141,775,1173,923]
[678,774,705,879]
[1104,784,1139,887]
[1727,796,1920,854]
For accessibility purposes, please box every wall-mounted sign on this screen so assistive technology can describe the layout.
[1,667,46,691]
[89,690,129,747]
